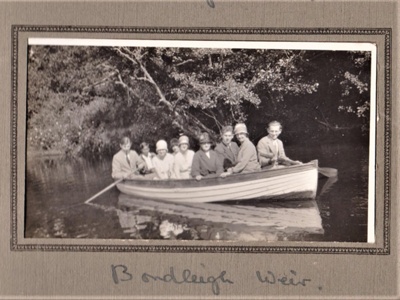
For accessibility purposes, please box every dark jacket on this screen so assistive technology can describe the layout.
[190,150,224,177]
[214,141,239,169]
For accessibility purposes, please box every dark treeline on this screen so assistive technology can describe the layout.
[27,46,371,157]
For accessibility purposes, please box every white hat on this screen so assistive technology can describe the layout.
[156,140,168,152]
[179,135,189,145]
[234,123,248,135]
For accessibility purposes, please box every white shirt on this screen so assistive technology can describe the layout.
[272,140,278,159]
[141,154,154,169]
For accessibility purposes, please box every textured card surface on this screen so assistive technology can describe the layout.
[0,1,398,299]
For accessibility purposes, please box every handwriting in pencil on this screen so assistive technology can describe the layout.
[111,264,234,295]
[256,270,311,286]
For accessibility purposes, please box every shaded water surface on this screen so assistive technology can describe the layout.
[25,144,368,242]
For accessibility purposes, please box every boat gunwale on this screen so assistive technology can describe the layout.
[118,160,318,189]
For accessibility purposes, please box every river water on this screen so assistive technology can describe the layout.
[25,144,369,242]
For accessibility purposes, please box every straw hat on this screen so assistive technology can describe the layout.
[178,135,189,145]
[199,132,212,144]
[156,140,168,152]
[234,123,248,135]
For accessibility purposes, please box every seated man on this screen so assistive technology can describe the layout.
[214,125,239,170]
[257,121,302,168]
[111,137,145,180]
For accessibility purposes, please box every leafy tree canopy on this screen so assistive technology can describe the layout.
[27,45,371,156]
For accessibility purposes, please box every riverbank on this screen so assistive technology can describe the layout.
[27,148,64,158]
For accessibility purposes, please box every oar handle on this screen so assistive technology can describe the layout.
[84,177,125,204]
[85,169,143,205]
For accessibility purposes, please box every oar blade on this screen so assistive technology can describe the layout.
[318,167,338,178]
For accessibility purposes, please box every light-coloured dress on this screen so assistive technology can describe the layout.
[152,153,175,179]
[173,150,195,179]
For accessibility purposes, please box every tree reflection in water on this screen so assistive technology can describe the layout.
[113,193,325,241]
[26,143,371,242]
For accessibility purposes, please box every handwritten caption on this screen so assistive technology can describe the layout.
[111,264,318,296]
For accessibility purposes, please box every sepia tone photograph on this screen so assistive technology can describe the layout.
[1,1,397,299]
[25,39,376,243]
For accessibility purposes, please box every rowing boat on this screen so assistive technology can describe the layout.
[117,160,319,203]
[116,160,319,203]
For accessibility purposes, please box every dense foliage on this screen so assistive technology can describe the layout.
[27,45,371,156]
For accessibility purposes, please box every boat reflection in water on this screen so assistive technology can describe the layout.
[116,193,325,242]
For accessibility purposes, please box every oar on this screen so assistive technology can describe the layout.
[318,167,338,178]
[319,175,338,196]
[84,178,124,204]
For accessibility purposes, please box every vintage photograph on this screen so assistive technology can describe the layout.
[25,39,376,243]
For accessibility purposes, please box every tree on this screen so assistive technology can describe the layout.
[27,45,370,156]
[301,50,371,139]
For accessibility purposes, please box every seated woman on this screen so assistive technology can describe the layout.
[111,137,145,180]
[173,135,195,179]
[139,142,156,178]
[191,132,224,181]
[152,140,175,180]
[169,138,180,156]
[221,123,260,177]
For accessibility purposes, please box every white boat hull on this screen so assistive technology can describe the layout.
[116,160,318,203]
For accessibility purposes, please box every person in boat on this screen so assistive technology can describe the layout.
[191,132,224,181]
[152,140,175,180]
[220,123,260,177]
[139,142,156,177]
[214,125,239,170]
[111,137,146,180]
[257,120,302,168]
[169,138,180,156]
[173,135,195,179]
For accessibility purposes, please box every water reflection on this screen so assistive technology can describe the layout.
[114,193,324,241]
[25,144,369,242]
[319,176,338,197]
